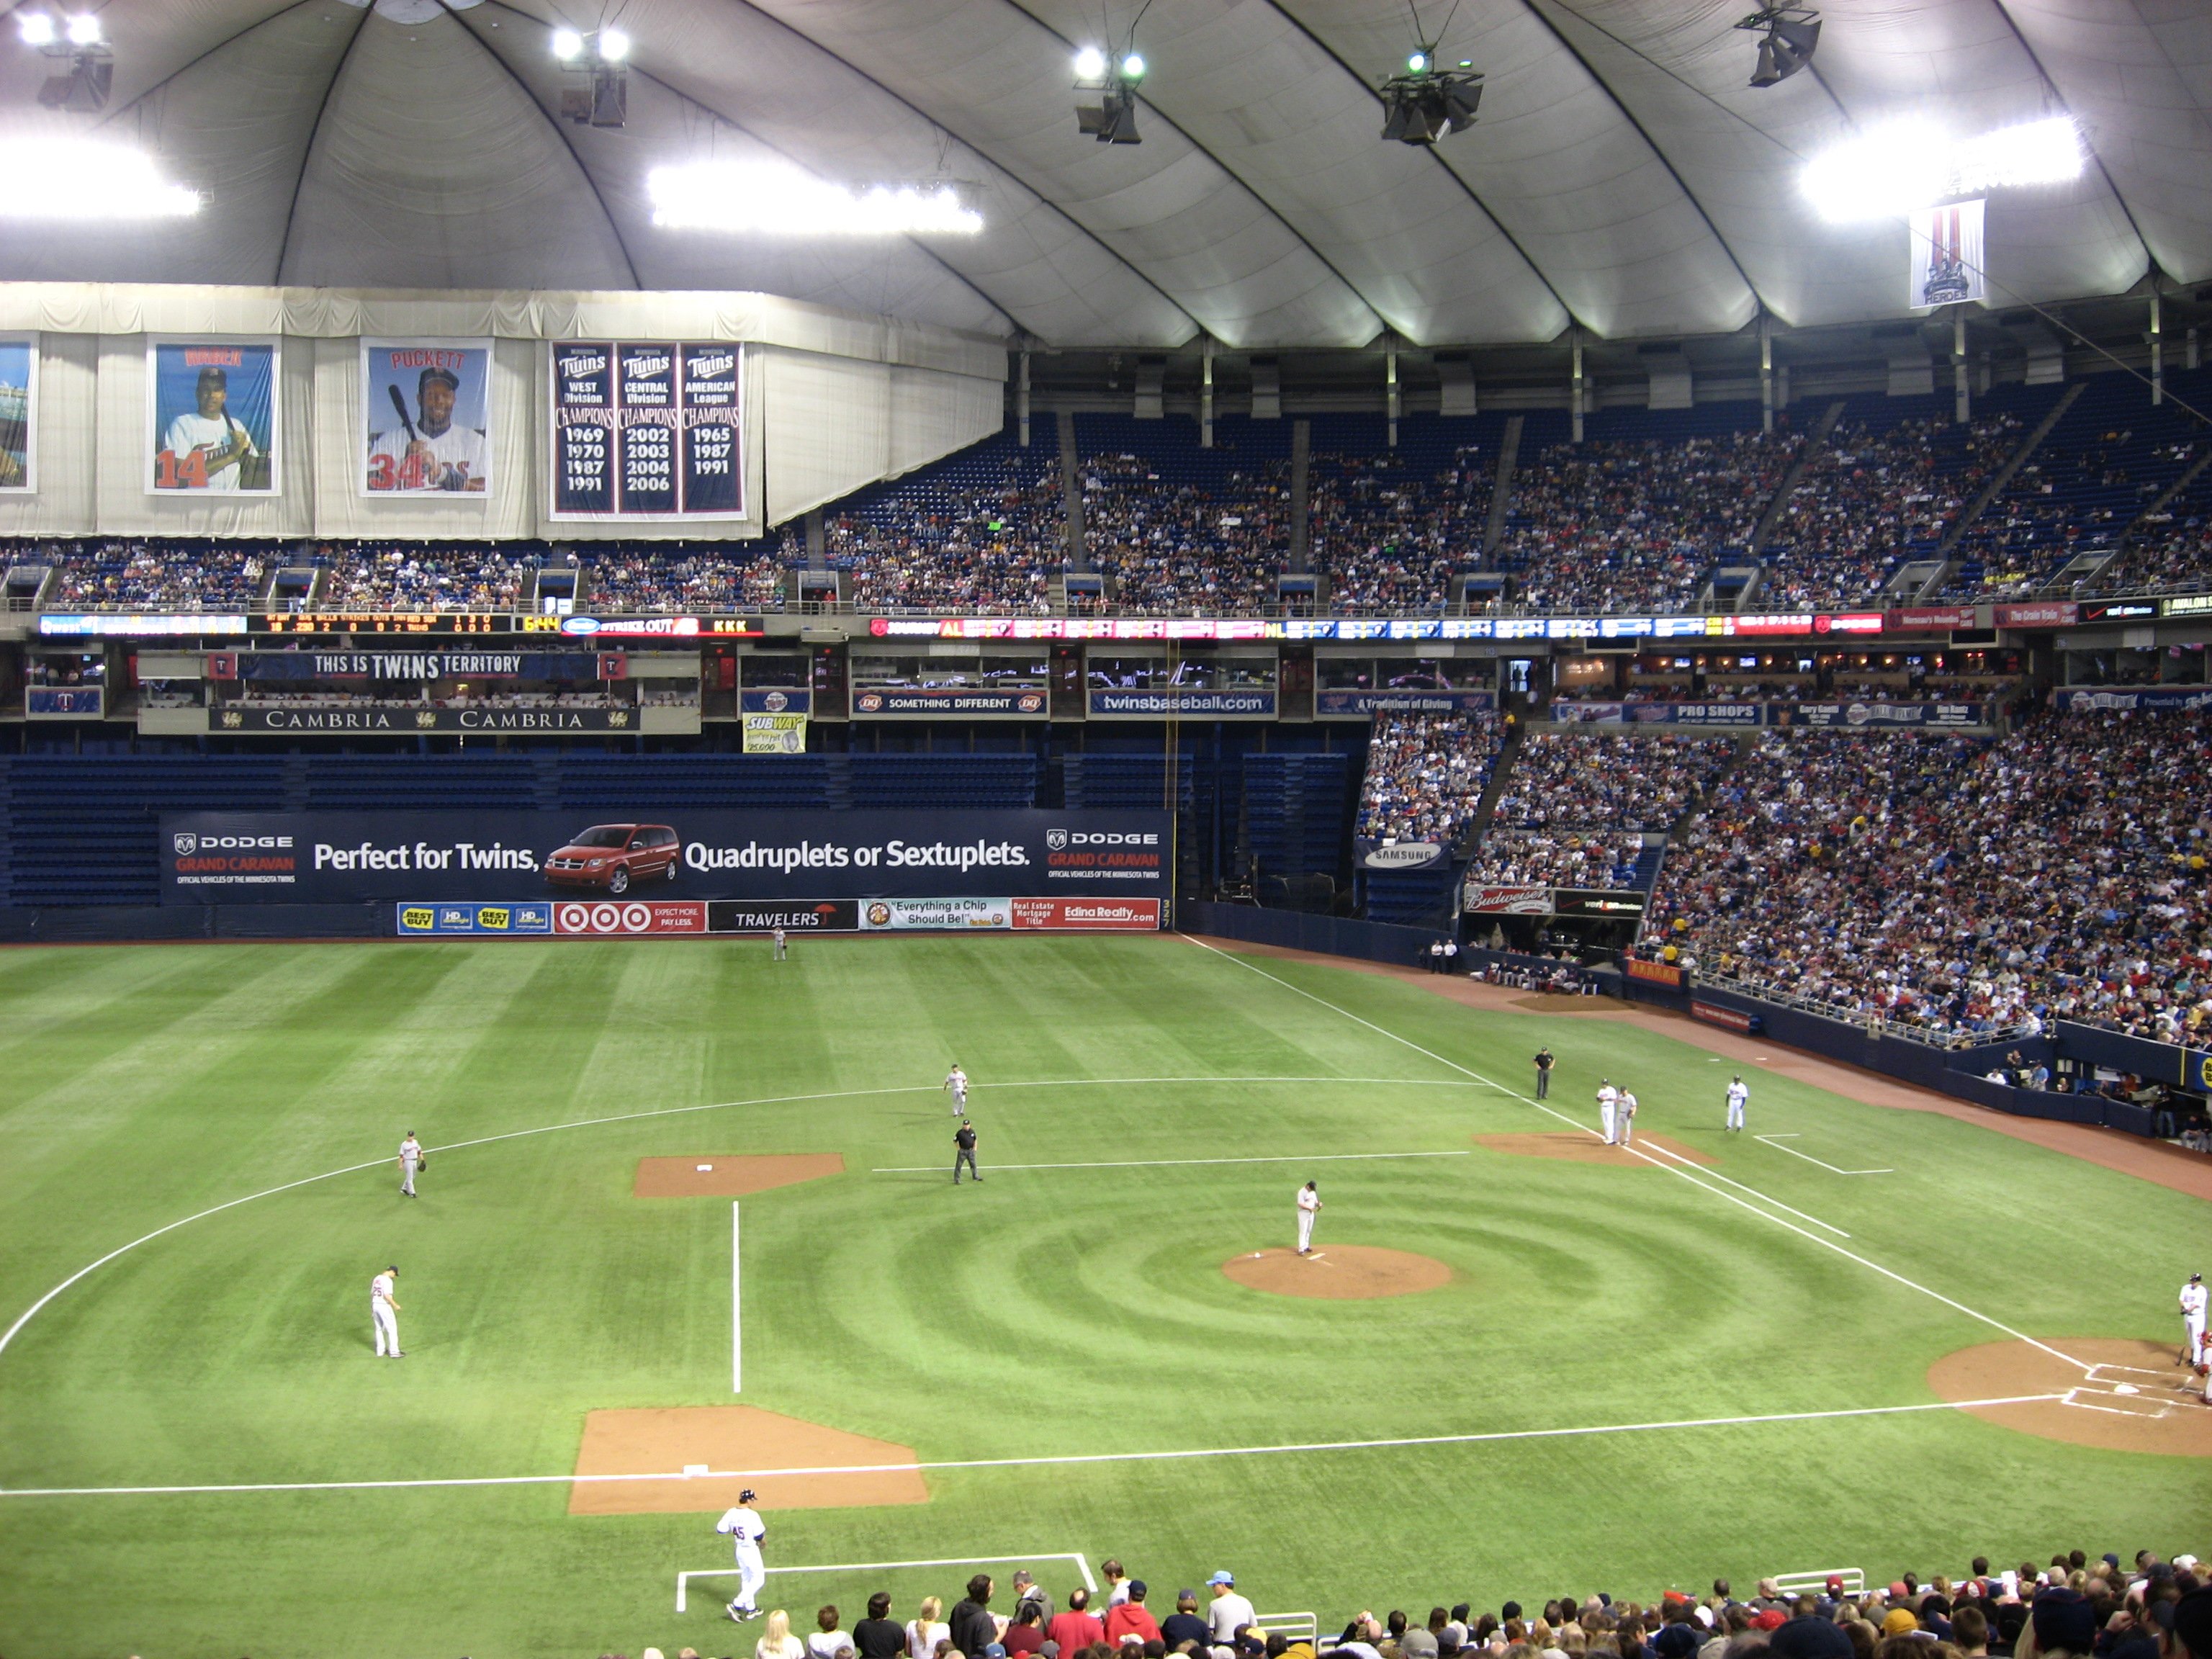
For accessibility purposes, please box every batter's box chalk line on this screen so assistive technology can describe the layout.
[676,1552,1094,1614]
[2061,1385,2174,1421]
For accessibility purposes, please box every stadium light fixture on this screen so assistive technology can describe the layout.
[1736,6,1820,88]
[1074,29,1146,143]
[64,13,100,45]
[1071,45,1106,80]
[15,12,57,46]
[554,26,629,127]
[647,161,985,236]
[1802,115,2085,220]
[596,27,629,62]
[21,9,113,112]
[1120,52,1143,79]
[551,27,584,60]
[1378,45,1483,145]
[0,138,201,219]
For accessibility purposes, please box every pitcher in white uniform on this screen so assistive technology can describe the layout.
[1295,1181,1322,1255]
[371,1264,403,1357]
[719,1489,768,1621]
[2182,1272,2207,1370]
[1596,1079,1619,1145]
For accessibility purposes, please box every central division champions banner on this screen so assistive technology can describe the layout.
[160,809,1169,904]
[361,339,493,495]
[0,336,31,493]
[549,341,742,519]
[148,338,279,494]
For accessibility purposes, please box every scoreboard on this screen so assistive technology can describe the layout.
[550,341,742,520]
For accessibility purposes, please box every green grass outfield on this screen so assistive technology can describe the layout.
[0,933,2202,1658]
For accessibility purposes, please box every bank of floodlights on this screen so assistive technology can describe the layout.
[1073,42,1146,144]
[1378,48,1482,145]
[552,25,630,128]
[16,12,112,112]
[1735,6,1821,88]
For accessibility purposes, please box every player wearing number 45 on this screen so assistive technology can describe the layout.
[719,1488,767,1622]
[371,1264,403,1357]
[1726,1076,1749,1132]
[368,366,487,493]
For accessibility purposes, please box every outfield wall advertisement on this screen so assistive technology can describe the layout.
[392,896,1160,936]
[164,810,1170,905]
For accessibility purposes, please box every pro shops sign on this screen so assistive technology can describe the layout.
[163,809,1170,904]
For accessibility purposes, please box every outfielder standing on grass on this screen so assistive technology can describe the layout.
[371,1264,403,1358]
[398,1130,423,1198]
[944,1063,968,1115]
[1725,1076,1749,1133]
[719,1488,767,1622]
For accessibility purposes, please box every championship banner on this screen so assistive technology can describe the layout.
[549,341,742,519]
[852,688,1048,717]
[1908,199,1985,309]
[160,809,1171,904]
[1315,689,1496,717]
[1463,884,1552,914]
[742,713,808,754]
[361,339,492,495]
[148,338,278,494]
[0,334,32,493]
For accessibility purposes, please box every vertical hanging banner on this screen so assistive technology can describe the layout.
[361,339,493,496]
[549,341,743,520]
[148,338,279,494]
[0,335,32,493]
[1908,199,1985,310]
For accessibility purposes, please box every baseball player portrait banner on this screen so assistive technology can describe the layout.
[0,335,32,493]
[361,339,493,497]
[148,338,279,495]
[549,341,743,521]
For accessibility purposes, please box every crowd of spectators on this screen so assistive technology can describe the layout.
[1309,444,1491,611]
[45,539,274,609]
[1355,713,1503,846]
[1647,710,2212,1042]
[796,451,1068,613]
[1082,454,1287,615]
[591,1549,2212,1659]
[1493,732,1735,835]
[1463,831,1646,891]
[1496,431,1800,615]
[316,541,537,609]
[588,544,786,611]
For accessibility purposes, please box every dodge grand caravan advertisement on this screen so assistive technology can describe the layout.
[159,810,1171,905]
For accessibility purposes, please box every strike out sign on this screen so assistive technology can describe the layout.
[549,342,743,520]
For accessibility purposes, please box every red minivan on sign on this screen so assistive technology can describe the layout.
[543,824,683,894]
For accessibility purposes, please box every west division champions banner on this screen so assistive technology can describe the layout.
[148,338,279,494]
[161,809,1169,904]
[1909,199,1985,310]
[361,339,493,495]
[550,341,742,520]
[0,336,32,492]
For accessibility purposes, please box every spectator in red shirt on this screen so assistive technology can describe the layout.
[1046,1588,1105,1656]
[1105,1583,1163,1648]
[1003,1604,1046,1658]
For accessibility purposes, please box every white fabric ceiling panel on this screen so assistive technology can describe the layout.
[2001,0,2212,284]
[741,0,1379,347]
[278,10,634,290]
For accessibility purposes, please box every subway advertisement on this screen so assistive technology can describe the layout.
[161,810,1171,907]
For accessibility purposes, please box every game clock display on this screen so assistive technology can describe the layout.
[550,341,742,520]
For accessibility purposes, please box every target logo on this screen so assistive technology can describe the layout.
[554,900,706,936]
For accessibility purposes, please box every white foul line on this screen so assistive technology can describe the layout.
[1633,1141,1853,1236]
[1178,935,2095,1376]
[731,1202,743,1396]
[678,1554,1095,1615]
[0,1394,2069,1501]
[0,1072,1470,1368]
[871,1150,1471,1174]
[1755,1135,1895,1176]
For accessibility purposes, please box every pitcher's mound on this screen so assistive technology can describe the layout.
[570,1405,928,1516]
[634,1154,845,1197]
[1223,1245,1451,1300]
[1927,1337,2212,1458]
[1475,1131,1713,1166]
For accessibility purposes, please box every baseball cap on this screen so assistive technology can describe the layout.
[1653,1624,1699,1659]
[419,365,461,392]
[2031,1589,2095,1655]
[1130,1581,1148,1598]
[2169,1589,2212,1659]
[1752,1611,1787,1631]
[1882,1611,1920,1639]
[196,365,228,387]
[1825,1577,1844,1595]
[985,1646,1007,1656]
[1210,1573,1236,1588]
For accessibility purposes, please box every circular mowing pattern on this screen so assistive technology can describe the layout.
[1223,1245,1452,1300]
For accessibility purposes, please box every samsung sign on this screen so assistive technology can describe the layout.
[159,810,1171,904]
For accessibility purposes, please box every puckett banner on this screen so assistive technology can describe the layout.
[549,341,742,520]
[362,339,492,495]
[1316,689,1496,717]
[162,810,1171,904]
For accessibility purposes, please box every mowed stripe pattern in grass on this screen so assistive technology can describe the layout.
[0,935,2201,1658]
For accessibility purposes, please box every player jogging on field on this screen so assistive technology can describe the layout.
[719,1488,767,1622]
[1596,1079,1619,1145]
[944,1064,968,1115]
[367,364,487,492]
[371,1264,403,1357]
[1295,1181,1321,1255]
[1725,1076,1748,1133]
[163,366,258,493]
[1617,1089,1638,1148]
[398,1131,423,1197]
[2182,1272,2207,1371]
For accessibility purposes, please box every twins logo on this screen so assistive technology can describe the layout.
[172,832,197,856]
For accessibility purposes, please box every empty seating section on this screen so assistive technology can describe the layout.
[848,753,1035,810]
[1,755,288,905]
[1241,752,1349,884]
[557,755,837,810]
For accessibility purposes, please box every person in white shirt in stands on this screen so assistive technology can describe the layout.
[1205,1573,1256,1645]
[1596,1079,1619,1145]
[1099,1560,1130,1608]
[371,1264,403,1357]
[944,1064,968,1115]
[905,1596,949,1659]
[1617,1089,1639,1148]
[1725,1076,1749,1133]
[808,1604,852,1659]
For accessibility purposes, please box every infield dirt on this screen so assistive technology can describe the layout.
[1223,1244,1452,1299]
[632,1154,846,1197]
[569,1406,928,1515]
[1925,1338,2212,1457]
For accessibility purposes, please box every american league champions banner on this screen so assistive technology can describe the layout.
[148,338,279,494]
[361,339,493,495]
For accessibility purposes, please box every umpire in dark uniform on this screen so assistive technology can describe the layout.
[1533,1046,1555,1099]
[953,1118,980,1183]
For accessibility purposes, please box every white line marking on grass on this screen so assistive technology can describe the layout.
[1755,1135,1895,1177]
[0,1395,2069,1501]
[731,1202,742,1395]
[1178,935,2095,1376]
[678,1555,1094,1615]
[871,1150,1470,1174]
[0,1073,1468,1367]
[1635,1142,1853,1237]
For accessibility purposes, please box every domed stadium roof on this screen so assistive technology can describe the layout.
[0,0,2204,349]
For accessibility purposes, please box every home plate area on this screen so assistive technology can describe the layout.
[570,1406,928,1516]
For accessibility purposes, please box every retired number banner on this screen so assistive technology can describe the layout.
[362,340,493,496]
[148,338,279,494]
[549,341,742,519]
[0,335,32,493]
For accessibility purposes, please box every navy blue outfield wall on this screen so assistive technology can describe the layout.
[0,904,390,943]
[1182,899,1444,968]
